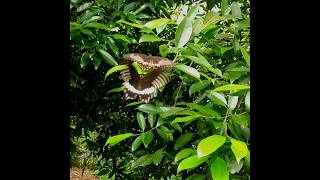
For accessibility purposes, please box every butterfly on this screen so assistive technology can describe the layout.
[119,53,175,103]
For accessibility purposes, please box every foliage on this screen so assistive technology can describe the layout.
[70,0,250,179]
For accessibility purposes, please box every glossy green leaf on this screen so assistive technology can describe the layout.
[232,114,249,127]
[137,112,146,131]
[112,34,135,43]
[152,149,164,165]
[175,148,196,162]
[221,0,230,16]
[132,135,142,152]
[139,34,163,43]
[77,2,91,12]
[228,96,238,111]
[231,2,242,17]
[142,131,154,148]
[189,80,210,96]
[106,133,134,146]
[126,101,144,107]
[107,87,124,94]
[175,16,192,48]
[230,138,249,163]
[82,16,102,24]
[185,54,222,77]
[245,91,250,112]
[134,154,153,167]
[159,44,168,57]
[105,65,128,79]
[213,84,250,92]
[172,115,201,124]
[207,91,227,106]
[144,18,170,29]
[80,51,90,68]
[156,23,167,34]
[197,135,226,157]
[137,104,158,114]
[84,22,107,29]
[105,36,120,57]
[240,47,250,66]
[174,133,193,150]
[159,107,185,118]
[147,113,156,128]
[186,103,220,117]
[98,49,118,66]
[156,125,173,141]
[176,64,200,79]
[177,155,209,173]
[211,157,229,180]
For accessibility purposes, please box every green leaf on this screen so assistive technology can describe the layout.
[156,23,167,34]
[231,2,242,17]
[77,3,91,12]
[126,101,144,107]
[80,28,94,37]
[159,44,168,57]
[144,18,170,29]
[240,47,250,67]
[221,0,230,16]
[80,51,90,68]
[176,64,200,79]
[98,49,118,66]
[211,157,229,180]
[230,138,249,163]
[132,135,142,152]
[106,133,134,146]
[139,34,163,43]
[227,154,244,174]
[228,96,238,111]
[156,125,173,141]
[172,115,201,124]
[136,112,146,131]
[112,34,135,43]
[124,2,137,12]
[84,22,107,29]
[174,133,193,150]
[197,135,226,157]
[134,154,153,167]
[186,174,206,180]
[115,0,124,10]
[147,113,156,128]
[137,104,158,114]
[116,19,145,29]
[152,149,164,165]
[189,80,210,96]
[107,87,124,94]
[186,103,220,117]
[177,155,209,173]
[82,16,102,24]
[232,114,249,127]
[175,16,192,48]
[213,84,250,92]
[159,107,185,118]
[187,53,223,77]
[245,91,250,112]
[175,148,196,162]
[105,65,128,79]
[142,131,154,148]
[105,37,119,58]
[207,91,227,106]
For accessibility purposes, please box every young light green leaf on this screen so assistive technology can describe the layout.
[177,155,209,173]
[132,135,142,152]
[98,49,118,66]
[136,112,146,131]
[152,149,164,165]
[197,135,226,157]
[105,65,128,79]
[142,131,154,148]
[176,64,200,79]
[137,104,158,114]
[186,103,220,117]
[156,125,173,141]
[144,18,170,29]
[174,133,193,150]
[107,87,124,94]
[230,138,249,163]
[134,154,154,167]
[159,44,168,57]
[213,84,250,92]
[106,133,134,146]
[240,47,250,66]
[175,148,196,162]
[172,115,201,124]
[245,91,250,112]
[139,34,163,43]
[189,80,210,96]
[116,19,145,29]
[211,157,229,180]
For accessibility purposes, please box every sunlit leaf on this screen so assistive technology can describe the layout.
[210,157,229,180]
[189,80,210,96]
[230,138,249,163]
[176,64,200,79]
[177,155,208,173]
[137,104,158,114]
[137,112,146,131]
[106,133,134,146]
[132,135,142,152]
[144,18,170,29]
[197,135,226,157]
[213,84,250,92]
[139,34,163,43]
[105,65,128,79]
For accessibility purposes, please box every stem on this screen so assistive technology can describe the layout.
[224,108,230,136]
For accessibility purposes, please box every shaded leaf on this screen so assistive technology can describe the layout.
[174,133,193,150]
[186,103,220,117]
[152,149,164,165]
[176,64,200,79]
[105,65,128,79]
[213,84,250,92]
[207,91,227,106]
[147,113,156,128]
[137,112,146,131]
[107,87,124,94]
[156,125,173,141]
[175,148,196,162]
[112,34,135,43]
[137,104,158,114]
[189,80,210,96]
[172,115,201,124]
[98,49,118,66]
[142,131,154,148]
[139,34,163,43]
[132,135,142,152]
[134,154,153,167]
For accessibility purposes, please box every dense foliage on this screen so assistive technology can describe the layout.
[70,0,250,179]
